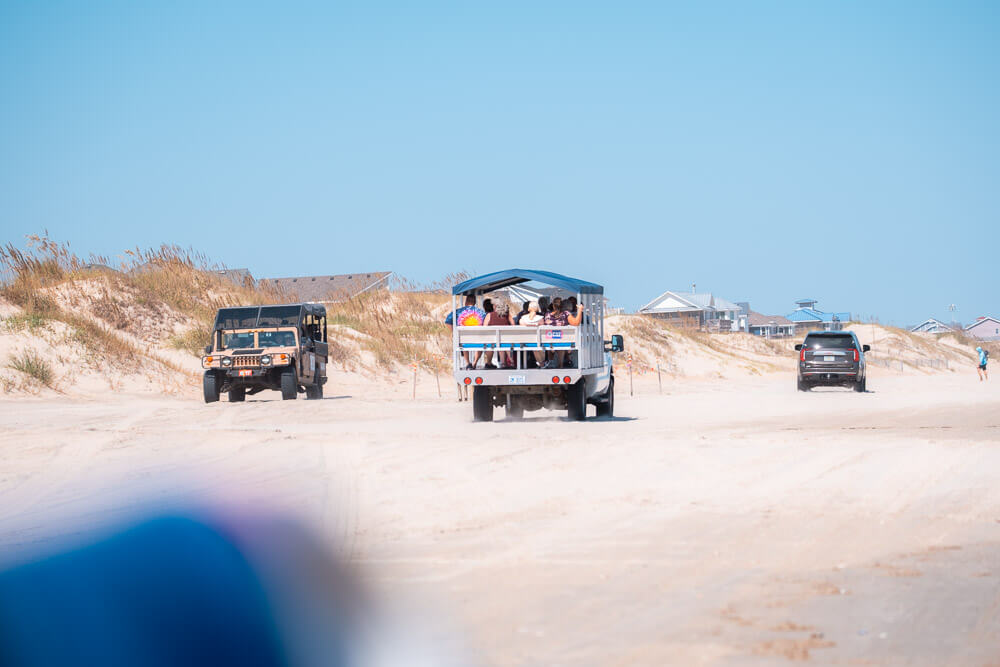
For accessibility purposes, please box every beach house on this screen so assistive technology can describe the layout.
[965,316,1000,341]
[785,299,851,333]
[909,318,955,334]
[639,287,742,332]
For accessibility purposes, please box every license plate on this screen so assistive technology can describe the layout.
[508,375,526,384]
[824,356,835,362]
[238,370,253,377]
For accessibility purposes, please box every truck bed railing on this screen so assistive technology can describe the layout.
[456,325,577,350]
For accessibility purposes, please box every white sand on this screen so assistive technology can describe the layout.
[1,365,998,665]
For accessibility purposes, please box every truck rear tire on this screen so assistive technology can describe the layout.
[506,396,524,421]
[596,377,614,418]
[473,386,493,422]
[228,386,246,402]
[280,369,298,401]
[203,372,220,404]
[567,380,587,421]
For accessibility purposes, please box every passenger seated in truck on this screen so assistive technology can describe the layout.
[445,294,485,369]
[565,296,585,326]
[543,297,570,369]
[482,299,513,369]
[513,301,530,325]
[518,301,546,368]
[563,297,585,368]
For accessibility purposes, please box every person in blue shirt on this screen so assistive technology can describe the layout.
[976,346,989,381]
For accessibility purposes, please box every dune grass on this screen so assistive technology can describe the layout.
[7,349,54,387]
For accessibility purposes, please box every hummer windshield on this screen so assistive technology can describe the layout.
[259,330,297,347]
[222,332,256,349]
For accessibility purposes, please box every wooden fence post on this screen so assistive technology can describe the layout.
[656,360,662,394]
[628,354,633,397]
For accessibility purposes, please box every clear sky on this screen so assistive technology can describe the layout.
[1,1,997,325]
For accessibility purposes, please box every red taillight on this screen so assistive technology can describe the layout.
[563,376,572,384]
[852,348,859,362]
[800,347,806,362]
[475,377,483,385]
[463,377,472,385]
[552,376,560,384]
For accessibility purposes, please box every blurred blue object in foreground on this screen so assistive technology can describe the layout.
[0,516,335,667]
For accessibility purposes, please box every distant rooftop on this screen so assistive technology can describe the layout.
[259,272,391,303]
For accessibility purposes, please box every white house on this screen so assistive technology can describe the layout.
[965,316,1000,341]
[639,289,742,332]
[910,318,954,335]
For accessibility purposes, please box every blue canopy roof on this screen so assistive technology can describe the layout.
[452,269,603,295]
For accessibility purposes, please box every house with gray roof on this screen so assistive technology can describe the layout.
[747,311,795,338]
[639,288,742,332]
[258,271,392,304]
[965,316,1000,341]
[909,318,955,335]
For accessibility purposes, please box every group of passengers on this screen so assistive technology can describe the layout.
[446,294,585,370]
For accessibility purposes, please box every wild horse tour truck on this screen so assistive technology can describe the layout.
[451,270,623,421]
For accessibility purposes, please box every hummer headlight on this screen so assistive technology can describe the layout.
[222,357,233,367]
[260,354,272,365]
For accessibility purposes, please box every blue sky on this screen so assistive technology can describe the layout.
[1,1,996,325]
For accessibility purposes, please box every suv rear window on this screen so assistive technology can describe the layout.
[804,334,854,349]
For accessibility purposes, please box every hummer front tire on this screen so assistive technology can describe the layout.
[280,369,298,401]
[203,372,220,404]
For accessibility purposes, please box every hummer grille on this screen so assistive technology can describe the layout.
[233,355,260,368]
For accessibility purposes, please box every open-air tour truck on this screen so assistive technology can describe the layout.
[451,269,624,421]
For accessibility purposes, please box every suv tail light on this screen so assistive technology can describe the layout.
[852,348,859,362]
[799,347,806,362]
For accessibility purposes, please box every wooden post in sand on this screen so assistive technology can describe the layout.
[656,360,662,394]
[434,364,441,398]
[628,354,634,397]
[412,361,417,400]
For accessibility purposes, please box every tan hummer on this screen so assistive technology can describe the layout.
[201,303,328,403]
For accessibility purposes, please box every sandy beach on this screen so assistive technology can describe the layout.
[1,368,998,665]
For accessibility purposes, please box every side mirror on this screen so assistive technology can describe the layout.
[204,345,212,354]
[606,334,624,353]
[862,344,871,353]
[794,344,803,351]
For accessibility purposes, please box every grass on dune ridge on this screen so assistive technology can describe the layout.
[0,233,469,375]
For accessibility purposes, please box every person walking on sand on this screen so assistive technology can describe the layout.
[976,346,989,381]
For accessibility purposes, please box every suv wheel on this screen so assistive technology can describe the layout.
[228,386,246,402]
[280,369,298,401]
[473,386,493,422]
[567,380,587,421]
[596,376,614,418]
[797,378,809,392]
[854,376,866,393]
[203,372,220,403]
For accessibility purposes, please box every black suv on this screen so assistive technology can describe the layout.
[794,331,869,392]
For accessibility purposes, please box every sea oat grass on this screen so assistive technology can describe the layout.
[7,349,54,387]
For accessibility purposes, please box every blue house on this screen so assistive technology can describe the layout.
[785,299,852,332]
